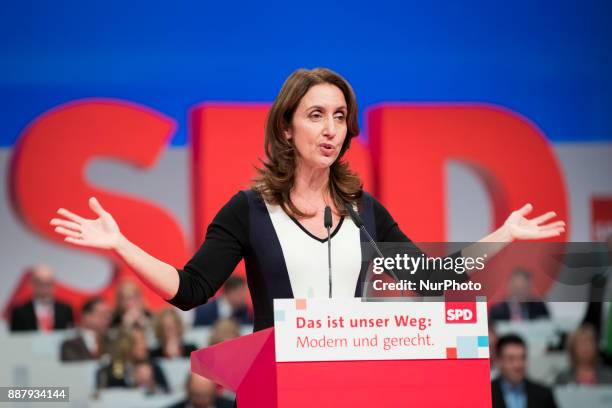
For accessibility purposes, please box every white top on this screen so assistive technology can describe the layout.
[265,202,362,298]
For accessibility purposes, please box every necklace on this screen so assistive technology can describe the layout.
[291,189,331,215]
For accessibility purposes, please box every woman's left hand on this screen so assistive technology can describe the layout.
[502,203,565,241]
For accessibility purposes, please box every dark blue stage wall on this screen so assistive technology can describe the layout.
[1,0,611,148]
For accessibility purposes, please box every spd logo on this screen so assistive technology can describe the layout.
[445,302,477,324]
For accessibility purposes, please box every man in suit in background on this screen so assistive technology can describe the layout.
[491,334,557,408]
[489,268,550,322]
[194,276,252,326]
[9,264,74,332]
[61,297,112,361]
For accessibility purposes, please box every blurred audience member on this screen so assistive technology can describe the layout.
[489,269,549,322]
[111,280,152,330]
[96,327,133,389]
[555,323,612,385]
[197,318,241,407]
[61,297,111,361]
[130,326,169,392]
[150,308,197,359]
[489,323,499,378]
[133,360,167,395]
[208,318,241,346]
[491,334,557,408]
[194,276,252,326]
[582,233,612,365]
[96,327,169,392]
[10,264,74,332]
[168,373,233,408]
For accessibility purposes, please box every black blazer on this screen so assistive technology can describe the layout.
[491,377,557,408]
[489,301,550,322]
[9,300,74,332]
[169,190,381,331]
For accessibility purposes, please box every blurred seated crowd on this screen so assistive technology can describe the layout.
[7,265,252,408]
[488,257,612,408]
[5,234,612,408]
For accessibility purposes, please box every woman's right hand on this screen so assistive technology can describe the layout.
[51,197,179,300]
[50,197,123,250]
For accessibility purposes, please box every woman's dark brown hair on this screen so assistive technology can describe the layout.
[253,67,363,218]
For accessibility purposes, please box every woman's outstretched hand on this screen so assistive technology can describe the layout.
[502,203,566,242]
[462,203,566,271]
[50,197,123,250]
[50,197,179,300]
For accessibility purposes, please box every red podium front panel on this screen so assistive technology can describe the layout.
[192,299,492,407]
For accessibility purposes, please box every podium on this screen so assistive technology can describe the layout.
[191,299,492,407]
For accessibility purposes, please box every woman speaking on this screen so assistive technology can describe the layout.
[50,68,565,332]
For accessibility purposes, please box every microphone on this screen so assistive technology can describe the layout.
[324,206,333,298]
[344,203,401,285]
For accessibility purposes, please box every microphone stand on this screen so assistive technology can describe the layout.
[324,206,333,298]
[344,203,403,298]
